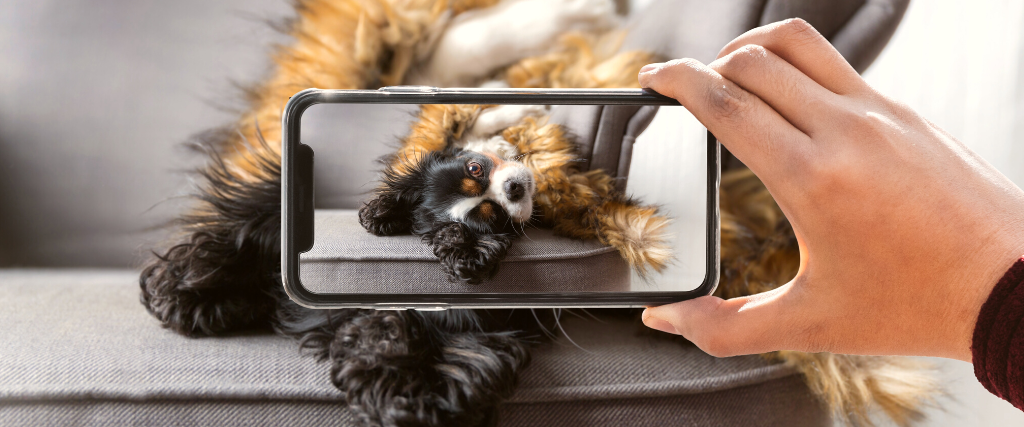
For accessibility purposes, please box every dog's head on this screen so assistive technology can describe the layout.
[419,147,535,233]
[360,146,535,236]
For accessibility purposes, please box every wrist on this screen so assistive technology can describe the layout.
[952,230,1024,362]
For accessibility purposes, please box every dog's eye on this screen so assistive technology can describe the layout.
[467,162,483,177]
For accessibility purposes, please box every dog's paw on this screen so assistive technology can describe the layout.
[555,0,619,33]
[139,233,274,337]
[428,221,474,249]
[447,233,511,284]
[469,104,549,139]
[360,195,412,236]
[427,224,510,284]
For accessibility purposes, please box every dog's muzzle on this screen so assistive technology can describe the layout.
[491,162,535,222]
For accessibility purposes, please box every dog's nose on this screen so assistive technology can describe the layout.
[504,180,525,202]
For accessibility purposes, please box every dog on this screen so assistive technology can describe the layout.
[358,105,543,284]
[139,1,936,426]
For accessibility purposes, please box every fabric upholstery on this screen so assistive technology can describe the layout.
[623,0,909,171]
[301,210,630,293]
[547,105,659,191]
[0,270,829,426]
[623,0,908,70]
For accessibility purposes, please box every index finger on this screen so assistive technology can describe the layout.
[639,58,812,179]
[718,18,866,96]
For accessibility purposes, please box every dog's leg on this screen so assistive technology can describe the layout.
[409,0,620,86]
[503,118,671,277]
[467,104,549,139]
[424,222,512,284]
[542,172,672,278]
[140,133,281,336]
[589,197,673,278]
[327,309,529,427]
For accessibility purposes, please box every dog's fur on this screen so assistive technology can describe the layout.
[139,1,936,426]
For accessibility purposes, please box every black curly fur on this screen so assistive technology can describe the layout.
[140,129,542,427]
[139,128,282,337]
[425,222,511,284]
[359,150,517,285]
[359,152,433,237]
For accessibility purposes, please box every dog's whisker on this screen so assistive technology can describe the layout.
[530,309,558,340]
[562,309,590,321]
[504,308,517,324]
[574,308,608,324]
[513,150,537,161]
[518,220,535,241]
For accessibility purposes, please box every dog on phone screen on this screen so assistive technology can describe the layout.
[139,1,935,426]
[358,102,672,284]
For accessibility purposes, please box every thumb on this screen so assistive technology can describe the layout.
[642,284,803,357]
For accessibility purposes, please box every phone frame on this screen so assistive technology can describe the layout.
[281,87,720,309]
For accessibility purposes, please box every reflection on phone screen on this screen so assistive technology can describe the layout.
[298,103,707,294]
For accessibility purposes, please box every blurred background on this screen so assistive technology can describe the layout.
[2,0,1023,424]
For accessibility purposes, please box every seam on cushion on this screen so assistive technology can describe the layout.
[0,384,344,403]
[300,245,619,262]
[1,365,799,404]
[507,364,799,403]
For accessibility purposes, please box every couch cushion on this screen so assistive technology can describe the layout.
[300,210,631,293]
[0,270,829,426]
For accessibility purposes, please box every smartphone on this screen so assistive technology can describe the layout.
[282,87,719,309]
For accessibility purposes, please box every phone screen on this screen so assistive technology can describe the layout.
[291,99,713,302]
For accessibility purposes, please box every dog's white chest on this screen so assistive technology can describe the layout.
[455,104,550,157]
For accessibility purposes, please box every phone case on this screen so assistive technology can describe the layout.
[282,87,720,309]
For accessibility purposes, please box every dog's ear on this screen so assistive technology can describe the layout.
[358,156,430,236]
[141,134,281,337]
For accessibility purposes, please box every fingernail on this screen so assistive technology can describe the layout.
[642,309,677,334]
[639,62,664,74]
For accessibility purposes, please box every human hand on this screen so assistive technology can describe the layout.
[639,19,1024,361]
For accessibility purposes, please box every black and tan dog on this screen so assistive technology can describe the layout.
[140,1,935,426]
[359,102,672,284]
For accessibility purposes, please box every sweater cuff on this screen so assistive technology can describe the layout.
[971,256,1024,410]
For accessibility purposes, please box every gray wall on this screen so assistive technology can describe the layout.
[0,1,290,267]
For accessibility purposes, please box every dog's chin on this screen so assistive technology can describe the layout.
[501,198,534,224]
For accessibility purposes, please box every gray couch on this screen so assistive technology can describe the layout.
[0,0,907,425]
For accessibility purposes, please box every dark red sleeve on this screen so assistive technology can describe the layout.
[972,256,1024,411]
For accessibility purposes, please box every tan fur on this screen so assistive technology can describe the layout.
[504,31,650,88]
[198,0,935,424]
[461,178,484,195]
[390,103,481,174]
[222,0,495,179]
[500,117,673,278]
[477,201,495,220]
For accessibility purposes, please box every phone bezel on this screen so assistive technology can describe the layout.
[281,87,720,309]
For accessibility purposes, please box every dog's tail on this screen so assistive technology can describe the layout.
[773,351,938,427]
